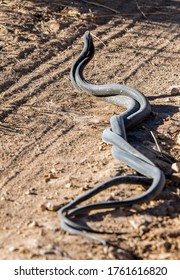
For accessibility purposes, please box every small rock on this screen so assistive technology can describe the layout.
[38,203,47,212]
[81,184,90,191]
[9,246,18,252]
[139,225,149,234]
[157,253,172,259]
[149,200,156,207]
[171,162,180,173]
[46,244,56,250]
[44,169,58,182]
[65,182,72,188]
[40,229,46,236]
[19,247,30,254]
[45,201,64,211]
[98,141,107,151]
[50,168,57,175]
[176,133,180,145]
[169,85,180,95]
[129,216,153,231]
[0,26,8,35]
[48,20,60,33]
[99,145,103,151]
[129,219,139,230]
[131,204,142,211]
[104,245,133,260]
[105,195,115,201]
[28,221,39,228]
[165,97,175,102]
[25,188,37,195]
[66,8,81,17]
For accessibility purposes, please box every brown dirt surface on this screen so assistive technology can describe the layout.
[0,0,180,260]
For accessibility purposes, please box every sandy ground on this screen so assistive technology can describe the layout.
[0,0,179,260]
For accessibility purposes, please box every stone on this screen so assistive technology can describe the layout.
[45,201,64,211]
[171,162,180,173]
[169,85,180,95]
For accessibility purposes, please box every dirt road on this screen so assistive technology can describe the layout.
[0,0,179,259]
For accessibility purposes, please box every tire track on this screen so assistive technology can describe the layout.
[121,26,179,82]
[0,0,176,189]
[1,0,160,121]
[0,24,87,99]
[89,22,178,85]
[0,119,75,189]
[84,0,166,49]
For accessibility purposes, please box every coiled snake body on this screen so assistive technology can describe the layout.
[58,31,165,244]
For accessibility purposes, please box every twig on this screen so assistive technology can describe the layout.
[91,33,107,47]
[82,0,120,14]
[149,130,162,153]
[143,125,162,153]
[135,0,146,18]
[143,126,173,163]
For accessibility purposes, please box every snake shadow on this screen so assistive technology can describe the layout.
[147,103,179,129]
[74,180,179,259]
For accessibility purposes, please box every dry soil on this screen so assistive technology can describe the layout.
[0,0,180,260]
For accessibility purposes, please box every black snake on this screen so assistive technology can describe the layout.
[58,31,165,244]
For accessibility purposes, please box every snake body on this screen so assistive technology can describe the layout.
[58,31,165,244]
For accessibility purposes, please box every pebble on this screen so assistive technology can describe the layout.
[169,85,180,95]
[165,97,176,102]
[155,253,172,259]
[9,246,18,252]
[129,216,153,230]
[129,219,139,230]
[80,184,90,191]
[44,169,58,182]
[40,229,46,236]
[48,20,60,33]
[104,246,133,260]
[139,225,149,234]
[105,195,115,201]
[176,133,180,145]
[45,201,64,211]
[65,182,72,188]
[98,145,103,151]
[25,188,37,195]
[0,25,8,35]
[28,221,39,228]
[46,244,56,250]
[131,204,142,211]
[171,162,180,173]
[38,203,47,212]
[98,141,108,151]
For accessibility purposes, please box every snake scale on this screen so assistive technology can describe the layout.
[58,31,165,244]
